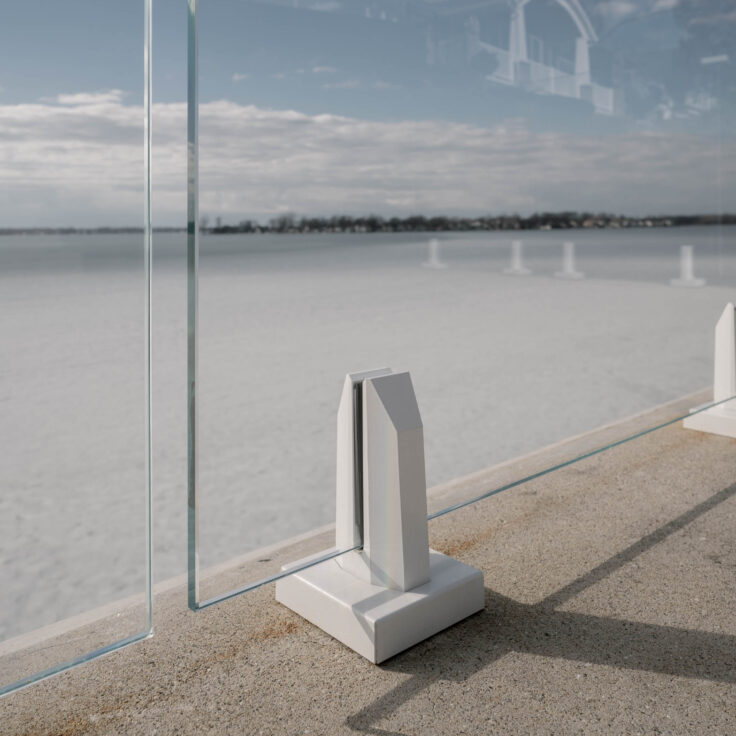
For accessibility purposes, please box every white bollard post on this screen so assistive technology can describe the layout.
[714,303,736,405]
[683,302,736,437]
[503,239,531,275]
[555,241,584,279]
[422,238,447,269]
[276,369,484,663]
[670,245,705,287]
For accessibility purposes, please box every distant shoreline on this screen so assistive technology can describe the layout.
[0,227,185,236]
[2,213,734,237]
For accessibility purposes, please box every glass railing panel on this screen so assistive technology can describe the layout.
[189,0,734,605]
[0,0,152,694]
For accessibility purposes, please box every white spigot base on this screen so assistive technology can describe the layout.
[554,270,585,279]
[683,401,736,438]
[422,261,447,269]
[503,267,531,276]
[670,278,706,288]
[276,549,484,663]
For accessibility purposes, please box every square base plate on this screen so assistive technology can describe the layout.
[276,549,484,663]
[683,405,736,439]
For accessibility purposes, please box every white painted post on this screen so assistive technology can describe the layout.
[670,245,705,287]
[713,302,736,403]
[683,303,736,437]
[362,373,430,591]
[504,239,531,275]
[276,370,484,663]
[555,241,584,279]
[509,1,527,68]
[422,238,447,269]
[575,36,591,93]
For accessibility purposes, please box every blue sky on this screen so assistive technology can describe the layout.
[0,0,734,226]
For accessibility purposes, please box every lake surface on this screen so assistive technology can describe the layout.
[1,225,734,637]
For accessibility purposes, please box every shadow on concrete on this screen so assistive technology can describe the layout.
[346,482,736,735]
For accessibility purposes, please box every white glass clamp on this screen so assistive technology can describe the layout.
[276,369,484,663]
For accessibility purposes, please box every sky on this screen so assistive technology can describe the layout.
[0,0,734,227]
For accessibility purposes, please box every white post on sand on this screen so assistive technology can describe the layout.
[554,241,584,279]
[670,245,705,287]
[683,303,736,437]
[276,369,484,664]
[422,237,447,269]
[504,239,531,275]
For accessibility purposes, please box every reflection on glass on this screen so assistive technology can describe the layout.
[0,1,152,695]
[188,0,734,606]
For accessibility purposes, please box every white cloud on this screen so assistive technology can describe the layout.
[373,81,401,91]
[689,7,736,25]
[652,0,678,10]
[0,96,147,226]
[232,73,250,83]
[45,90,127,106]
[309,1,340,11]
[322,79,360,90]
[271,67,338,80]
[190,102,734,221]
[0,94,732,226]
[594,1,637,20]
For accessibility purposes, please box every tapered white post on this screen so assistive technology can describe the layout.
[361,373,430,590]
[504,239,531,275]
[684,303,736,437]
[422,238,447,269]
[574,37,591,92]
[670,245,705,287]
[276,370,484,663]
[713,302,736,404]
[555,241,584,279]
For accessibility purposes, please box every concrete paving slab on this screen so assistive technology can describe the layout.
[2,391,735,735]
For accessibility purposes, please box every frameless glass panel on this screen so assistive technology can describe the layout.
[0,0,152,694]
[189,0,735,606]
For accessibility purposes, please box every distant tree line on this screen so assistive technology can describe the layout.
[0,227,184,235]
[203,212,736,235]
[3,213,734,236]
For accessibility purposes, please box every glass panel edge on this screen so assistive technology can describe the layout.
[0,0,154,697]
[187,0,200,611]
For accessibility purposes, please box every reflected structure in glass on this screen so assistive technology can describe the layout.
[188,0,735,606]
